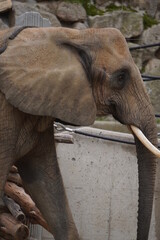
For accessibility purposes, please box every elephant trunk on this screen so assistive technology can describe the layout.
[134,118,158,240]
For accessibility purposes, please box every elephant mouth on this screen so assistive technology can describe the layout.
[129,125,160,158]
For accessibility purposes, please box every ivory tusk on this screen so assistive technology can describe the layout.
[130,125,160,158]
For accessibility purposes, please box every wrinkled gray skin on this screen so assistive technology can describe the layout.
[0,27,158,240]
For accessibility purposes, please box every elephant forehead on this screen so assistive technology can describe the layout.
[89,28,134,71]
[0,28,96,126]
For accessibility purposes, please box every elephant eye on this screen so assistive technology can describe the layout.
[110,68,130,90]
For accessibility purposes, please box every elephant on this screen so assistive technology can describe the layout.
[0,26,159,240]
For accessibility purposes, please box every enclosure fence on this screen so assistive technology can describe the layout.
[129,42,160,120]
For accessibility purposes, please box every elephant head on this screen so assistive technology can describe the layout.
[0,27,159,240]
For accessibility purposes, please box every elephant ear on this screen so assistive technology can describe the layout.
[0,28,96,126]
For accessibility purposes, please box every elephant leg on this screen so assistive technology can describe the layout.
[16,126,80,240]
[0,93,21,211]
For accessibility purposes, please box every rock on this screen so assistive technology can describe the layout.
[72,22,88,30]
[140,23,160,62]
[35,3,61,26]
[36,2,58,16]
[156,48,160,59]
[88,11,143,38]
[95,0,158,16]
[12,1,36,16]
[11,1,61,27]
[144,58,160,112]
[140,23,160,47]
[145,58,160,75]
[56,2,87,22]
[132,0,158,17]
[155,11,160,21]
[128,42,143,70]
[0,18,8,29]
[95,0,110,6]
[12,0,36,2]
[0,0,12,13]
[146,0,158,17]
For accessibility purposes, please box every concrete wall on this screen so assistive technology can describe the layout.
[33,127,160,240]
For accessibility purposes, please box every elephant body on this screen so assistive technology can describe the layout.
[0,26,158,240]
[0,89,79,239]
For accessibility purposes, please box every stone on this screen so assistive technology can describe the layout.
[140,23,160,62]
[131,0,148,8]
[128,42,143,70]
[95,0,109,5]
[156,48,160,59]
[140,23,160,46]
[155,11,160,21]
[0,0,12,13]
[11,1,61,27]
[33,3,61,27]
[36,2,58,16]
[96,0,158,16]
[132,0,158,16]
[144,58,160,113]
[88,11,143,38]
[0,18,8,29]
[72,22,88,30]
[145,58,160,75]
[145,0,158,17]
[122,0,157,16]
[12,0,36,2]
[56,2,87,22]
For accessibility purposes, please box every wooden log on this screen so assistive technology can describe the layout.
[0,213,29,240]
[3,195,26,223]
[7,173,23,187]
[4,182,50,232]
[10,166,18,174]
[0,227,12,240]
[54,133,74,144]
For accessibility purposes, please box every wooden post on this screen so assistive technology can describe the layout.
[10,166,18,174]
[3,195,26,223]
[54,133,74,144]
[0,213,29,240]
[4,182,50,231]
[7,173,23,186]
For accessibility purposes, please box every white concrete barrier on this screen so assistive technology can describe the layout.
[40,127,160,240]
